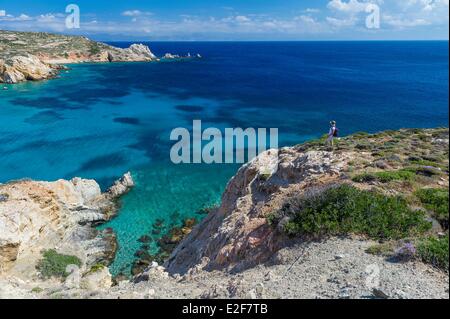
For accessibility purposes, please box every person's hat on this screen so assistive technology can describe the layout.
[330,120,336,125]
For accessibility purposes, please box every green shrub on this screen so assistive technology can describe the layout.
[87,263,105,274]
[355,143,371,150]
[409,158,445,168]
[375,170,416,183]
[417,235,449,271]
[366,242,395,257]
[36,249,81,279]
[89,44,101,55]
[416,188,449,230]
[306,134,329,146]
[352,173,377,183]
[353,132,370,139]
[413,166,445,177]
[352,169,416,183]
[276,185,431,240]
[31,287,43,293]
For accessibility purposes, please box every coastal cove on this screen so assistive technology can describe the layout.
[0,41,448,276]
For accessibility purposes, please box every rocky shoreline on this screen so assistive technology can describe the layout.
[0,30,198,84]
[0,173,134,280]
[0,128,449,299]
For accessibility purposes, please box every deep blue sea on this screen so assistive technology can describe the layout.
[0,41,448,275]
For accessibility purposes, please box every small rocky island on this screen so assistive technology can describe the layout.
[0,128,448,299]
[0,30,195,84]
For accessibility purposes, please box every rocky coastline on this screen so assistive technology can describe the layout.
[0,30,198,84]
[0,172,134,286]
[0,128,449,299]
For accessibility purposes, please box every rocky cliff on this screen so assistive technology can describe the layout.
[0,129,448,299]
[0,173,134,278]
[0,30,158,84]
[166,128,450,274]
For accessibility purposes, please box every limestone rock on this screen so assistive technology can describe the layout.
[0,173,131,276]
[162,53,180,59]
[166,149,354,274]
[107,44,156,62]
[0,55,54,83]
[71,177,102,203]
[128,44,157,59]
[81,267,112,290]
[107,172,135,198]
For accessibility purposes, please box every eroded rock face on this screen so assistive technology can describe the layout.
[107,171,135,198]
[166,149,355,274]
[80,267,113,290]
[107,44,157,62]
[0,173,134,276]
[0,55,55,84]
[128,44,157,60]
[0,31,158,84]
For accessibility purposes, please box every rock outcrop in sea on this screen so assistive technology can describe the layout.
[0,40,157,84]
[0,30,198,84]
[107,43,157,62]
[0,54,56,84]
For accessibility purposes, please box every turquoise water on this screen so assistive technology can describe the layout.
[0,42,448,275]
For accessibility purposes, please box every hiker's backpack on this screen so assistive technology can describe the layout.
[333,127,339,137]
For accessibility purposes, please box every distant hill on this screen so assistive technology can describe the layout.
[0,30,157,83]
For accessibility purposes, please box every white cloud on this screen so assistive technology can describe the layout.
[401,0,448,12]
[327,0,370,13]
[36,14,56,23]
[382,0,448,29]
[122,10,152,17]
[0,2,447,40]
[325,0,381,29]
[304,8,321,13]
[0,13,32,21]
[235,15,251,23]
[18,14,32,21]
[383,15,430,27]
[0,10,6,17]
[326,16,358,27]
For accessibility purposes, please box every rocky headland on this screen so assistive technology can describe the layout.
[0,30,194,84]
[0,172,134,292]
[0,128,448,299]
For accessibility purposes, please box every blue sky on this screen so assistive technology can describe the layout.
[0,0,448,40]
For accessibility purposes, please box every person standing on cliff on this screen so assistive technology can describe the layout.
[326,121,338,147]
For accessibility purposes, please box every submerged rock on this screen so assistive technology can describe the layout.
[138,235,152,243]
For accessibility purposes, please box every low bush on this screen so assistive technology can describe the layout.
[87,263,106,274]
[366,242,395,257]
[273,184,431,240]
[352,169,415,183]
[36,249,82,279]
[416,188,449,230]
[417,234,449,271]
